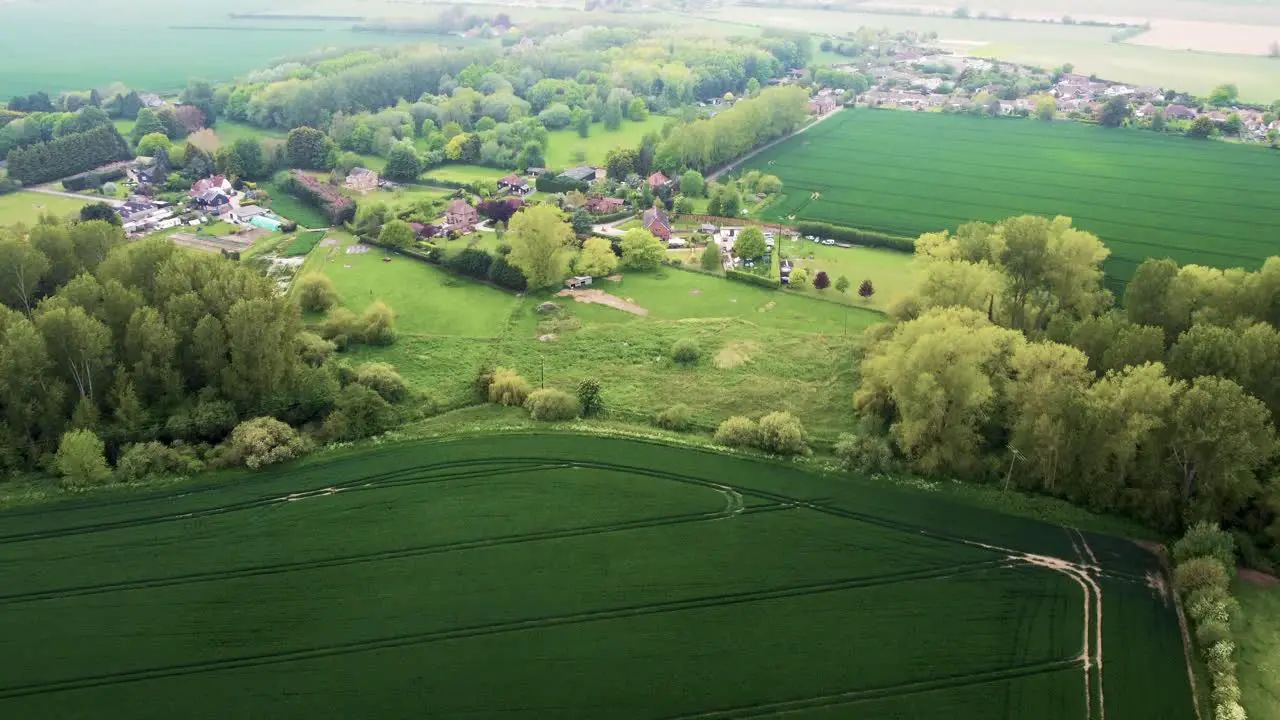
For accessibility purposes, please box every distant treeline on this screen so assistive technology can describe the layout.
[169,26,327,33]
[229,13,365,21]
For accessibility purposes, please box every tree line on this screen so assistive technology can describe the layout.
[847,215,1280,571]
[0,217,407,483]
[6,124,131,185]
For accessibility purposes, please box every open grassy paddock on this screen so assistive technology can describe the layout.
[543,115,670,169]
[422,164,510,185]
[0,192,91,226]
[1237,581,1280,720]
[0,433,1196,719]
[778,241,919,311]
[747,110,1280,289]
[261,183,332,229]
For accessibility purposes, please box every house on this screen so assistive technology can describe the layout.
[446,199,479,234]
[585,196,625,214]
[808,95,839,115]
[1208,111,1229,124]
[559,166,597,183]
[647,171,670,189]
[1136,103,1156,118]
[344,167,378,194]
[189,175,233,208]
[1165,104,1197,120]
[497,174,533,195]
[642,207,672,241]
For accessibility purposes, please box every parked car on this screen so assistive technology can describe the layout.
[823,238,836,246]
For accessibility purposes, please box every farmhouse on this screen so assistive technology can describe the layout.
[646,171,670,189]
[643,207,672,241]
[1165,104,1197,120]
[498,174,533,195]
[189,175,232,208]
[344,167,378,194]
[445,199,479,234]
[586,196,625,214]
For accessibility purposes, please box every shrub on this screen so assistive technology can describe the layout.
[1215,700,1246,720]
[474,363,497,401]
[1173,556,1231,598]
[324,384,393,440]
[189,396,238,442]
[447,247,494,280]
[834,432,895,473]
[488,254,528,291]
[355,362,408,403]
[656,404,693,431]
[54,429,112,488]
[116,441,204,483]
[1210,674,1241,706]
[577,379,602,417]
[1187,594,1239,627]
[1206,640,1236,677]
[756,411,807,455]
[714,416,758,448]
[227,417,309,469]
[525,388,581,421]
[320,307,362,348]
[297,331,337,366]
[489,368,531,406]
[1173,522,1237,573]
[671,338,701,365]
[361,301,397,345]
[726,269,781,289]
[1196,619,1233,648]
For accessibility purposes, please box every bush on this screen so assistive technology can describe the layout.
[834,432,895,473]
[1173,522,1237,573]
[361,301,396,345]
[1206,640,1236,676]
[756,411,807,455]
[489,368,531,406]
[1196,619,1233,648]
[227,417,309,469]
[355,362,408,403]
[54,429,112,488]
[1215,700,1247,720]
[714,416,758,448]
[474,363,496,401]
[525,388,581,421]
[297,274,338,312]
[447,247,494,280]
[656,404,693,431]
[1173,556,1231,598]
[298,331,337,366]
[794,220,915,253]
[671,338,701,365]
[320,308,362,348]
[488,254,527,291]
[725,269,781,289]
[116,441,204,483]
[1211,674,1241,706]
[323,384,392,441]
[577,379,602,417]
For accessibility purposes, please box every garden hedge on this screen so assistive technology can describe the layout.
[794,221,915,253]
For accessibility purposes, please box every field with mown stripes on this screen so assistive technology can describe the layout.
[747,109,1280,290]
[0,434,1195,719]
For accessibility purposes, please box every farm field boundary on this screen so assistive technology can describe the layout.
[0,434,1196,719]
[743,110,1280,291]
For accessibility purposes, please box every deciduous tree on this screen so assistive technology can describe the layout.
[620,228,666,271]
[578,237,618,277]
[507,205,575,289]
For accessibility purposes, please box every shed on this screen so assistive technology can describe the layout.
[249,215,283,232]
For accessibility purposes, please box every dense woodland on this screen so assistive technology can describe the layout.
[849,216,1280,570]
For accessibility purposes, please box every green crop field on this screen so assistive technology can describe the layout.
[746,110,1280,289]
[0,192,91,226]
[543,115,670,168]
[0,433,1196,719]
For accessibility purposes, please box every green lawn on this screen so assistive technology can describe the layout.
[423,165,509,185]
[544,115,669,168]
[366,185,454,213]
[0,432,1196,719]
[212,120,287,146]
[1237,581,1280,720]
[780,241,919,311]
[262,182,331,229]
[310,234,519,338]
[0,191,90,226]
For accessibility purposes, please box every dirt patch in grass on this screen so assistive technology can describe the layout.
[555,288,649,316]
[715,341,758,369]
[1239,568,1280,587]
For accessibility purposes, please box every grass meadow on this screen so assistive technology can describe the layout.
[0,192,90,226]
[422,165,510,185]
[747,109,1280,290]
[262,183,332,229]
[0,433,1197,719]
[543,115,669,168]
[779,241,919,312]
[1237,581,1280,720]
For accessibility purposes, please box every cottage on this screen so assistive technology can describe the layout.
[808,95,839,115]
[647,171,670,189]
[1165,104,1197,120]
[585,196,625,214]
[446,199,479,234]
[1136,103,1156,118]
[344,167,379,194]
[642,207,672,241]
[559,166,597,183]
[497,174,533,195]
[190,175,232,197]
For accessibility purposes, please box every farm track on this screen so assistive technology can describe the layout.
[0,559,1011,700]
[0,505,794,606]
[661,658,1082,719]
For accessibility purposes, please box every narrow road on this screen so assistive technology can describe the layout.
[591,216,633,238]
[707,106,844,182]
[28,186,124,206]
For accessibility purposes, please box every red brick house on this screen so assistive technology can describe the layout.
[643,207,672,241]
[586,196,625,214]
[446,199,479,234]
[647,171,670,189]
